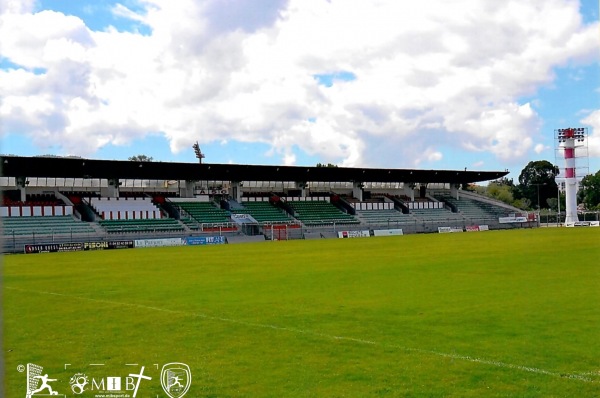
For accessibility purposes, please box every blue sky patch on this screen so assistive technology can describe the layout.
[0,57,47,74]
[579,0,599,24]
[313,71,357,87]
[36,0,151,34]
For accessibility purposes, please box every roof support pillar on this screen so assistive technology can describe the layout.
[16,176,28,201]
[296,181,307,198]
[105,178,120,198]
[183,180,195,198]
[353,182,363,201]
[403,184,415,201]
[231,181,243,202]
[451,183,460,200]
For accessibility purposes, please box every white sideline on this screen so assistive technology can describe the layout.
[6,286,598,384]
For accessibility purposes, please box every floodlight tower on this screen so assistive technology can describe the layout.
[192,141,205,164]
[555,127,589,224]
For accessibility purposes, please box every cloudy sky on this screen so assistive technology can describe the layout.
[1,0,598,179]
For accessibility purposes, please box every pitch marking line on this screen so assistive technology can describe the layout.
[6,286,598,384]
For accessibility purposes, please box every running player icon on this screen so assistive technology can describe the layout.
[31,374,59,395]
[169,375,184,389]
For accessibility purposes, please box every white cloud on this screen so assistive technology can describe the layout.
[0,0,598,167]
[427,150,443,163]
[282,151,296,166]
[534,143,547,154]
[581,111,600,157]
[111,4,147,24]
[412,147,443,167]
[0,0,35,14]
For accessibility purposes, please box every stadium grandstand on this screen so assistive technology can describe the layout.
[0,155,531,252]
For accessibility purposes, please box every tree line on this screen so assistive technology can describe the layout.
[472,160,600,211]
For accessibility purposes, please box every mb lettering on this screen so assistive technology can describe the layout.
[89,367,151,398]
[91,377,121,391]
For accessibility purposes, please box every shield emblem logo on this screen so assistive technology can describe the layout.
[160,363,191,398]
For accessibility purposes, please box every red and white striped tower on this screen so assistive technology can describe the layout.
[556,127,588,224]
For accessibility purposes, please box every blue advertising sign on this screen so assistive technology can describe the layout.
[185,236,226,245]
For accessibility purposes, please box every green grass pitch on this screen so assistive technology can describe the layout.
[3,228,600,397]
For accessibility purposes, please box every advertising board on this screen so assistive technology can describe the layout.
[438,227,464,233]
[24,243,83,254]
[373,229,403,236]
[499,217,528,223]
[134,238,184,248]
[337,230,370,238]
[184,236,226,245]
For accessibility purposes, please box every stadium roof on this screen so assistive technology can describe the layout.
[0,155,508,184]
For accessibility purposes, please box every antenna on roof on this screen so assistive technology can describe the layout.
[192,141,205,164]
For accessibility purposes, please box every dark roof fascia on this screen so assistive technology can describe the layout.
[0,156,508,185]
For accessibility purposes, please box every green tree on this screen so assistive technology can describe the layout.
[546,191,565,212]
[128,154,154,162]
[485,179,515,205]
[470,184,486,195]
[512,197,531,210]
[515,160,558,210]
[316,163,338,168]
[578,170,600,210]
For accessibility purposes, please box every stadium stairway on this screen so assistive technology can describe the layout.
[333,195,357,215]
[227,199,246,211]
[154,197,180,219]
[389,195,410,213]
[61,192,100,221]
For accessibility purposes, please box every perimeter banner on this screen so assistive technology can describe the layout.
[338,230,370,238]
[24,242,84,254]
[134,238,184,248]
[373,229,403,236]
[107,240,136,249]
[184,236,226,245]
[438,227,464,233]
[565,221,600,227]
[25,241,136,254]
[82,240,135,250]
[499,216,528,223]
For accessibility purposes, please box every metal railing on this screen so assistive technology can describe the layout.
[538,211,600,226]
